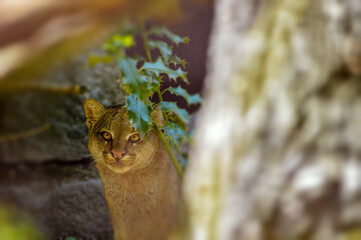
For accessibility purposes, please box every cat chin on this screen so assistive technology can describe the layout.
[108,163,132,174]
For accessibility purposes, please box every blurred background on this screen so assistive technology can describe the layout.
[0,0,211,239]
[1,0,361,240]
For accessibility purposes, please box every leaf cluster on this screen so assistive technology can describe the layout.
[89,24,201,169]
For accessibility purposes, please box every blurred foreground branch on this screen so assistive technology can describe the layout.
[184,0,361,239]
[0,0,180,81]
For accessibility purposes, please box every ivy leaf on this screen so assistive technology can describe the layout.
[126,94,152,136]
[149,27,190,45]
[119,58,151,100]
[162,121,190,167]
[141,58,187,82]
[149,41,173,62]
[177,153,188,167]
[157,101,189,124]
[88,55,113,67]
[147,75,162,94]
[130,54,145,62]
[163,121,189,143]
[103,34,135,53]
[168,86,202,106]
[167,112,187,129]
[168,55,187,68]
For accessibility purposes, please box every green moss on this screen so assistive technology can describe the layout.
[0,204,43,240]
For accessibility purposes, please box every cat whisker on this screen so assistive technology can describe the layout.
[88,159,95,168]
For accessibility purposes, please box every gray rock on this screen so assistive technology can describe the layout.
[0,52,125,163]
[0,160,113,240]
[42,179,113,240]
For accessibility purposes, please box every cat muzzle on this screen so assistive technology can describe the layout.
[110,149,126,161]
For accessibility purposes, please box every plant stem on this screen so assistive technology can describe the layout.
[139,19,152,62]
[157,88,163,102]
[154,124,184,182]
[156,89,169,122]
[139,19,165,113]
[139,19,182,180]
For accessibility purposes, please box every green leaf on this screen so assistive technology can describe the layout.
[147,75,162,93]
[141,58,187,82]
[130,53,145,62]
[163,121,189,143]
[168,86,202,106]
[178,153,188,167]
[103,34,135,53]
[149,41,173,61]
[88,55,113,67]
[167,112,187,129]
[119,58,151,100]
[149,27,189,45]
[168,55,187,67]
[162,121,191,167]
[157,102,189,124]
[126,94,152,136]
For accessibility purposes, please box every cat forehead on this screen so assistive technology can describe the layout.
[93,106,131,130]
[106,107,129,123]
[106,107,127,119]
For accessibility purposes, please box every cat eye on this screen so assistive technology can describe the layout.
[129,134,140,143]
[101,132,112,141]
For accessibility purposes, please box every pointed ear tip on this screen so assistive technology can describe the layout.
[151,107,165,127]
[84,98,96,105]
[84,98,103,108]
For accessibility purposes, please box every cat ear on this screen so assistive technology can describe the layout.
[84,99,104,129]
[151,107,165,127]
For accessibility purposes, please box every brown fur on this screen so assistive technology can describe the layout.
[84,99,181,240]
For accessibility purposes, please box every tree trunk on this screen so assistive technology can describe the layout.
[185,0,361,239]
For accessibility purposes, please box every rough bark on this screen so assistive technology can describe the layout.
[186,0,361,239]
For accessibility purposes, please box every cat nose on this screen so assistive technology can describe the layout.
[110,150,126,160]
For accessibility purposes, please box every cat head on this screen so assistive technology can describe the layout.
[84,99,160,174]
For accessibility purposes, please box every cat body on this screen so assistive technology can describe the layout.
[84,99,180,240]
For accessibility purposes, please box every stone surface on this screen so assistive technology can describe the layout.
[42,179,113,239]
[0,160,113,240]
[0,51,123,239]
[0,52,125,163]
